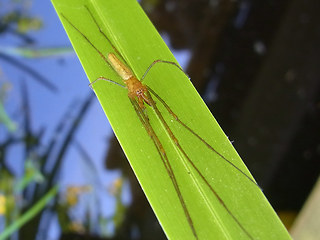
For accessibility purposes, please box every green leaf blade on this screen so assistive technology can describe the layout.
[51,0,292,239]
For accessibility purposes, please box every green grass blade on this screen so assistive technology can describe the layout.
[51,0,292,239]
[0,185,58,240]
[0,102,16,132]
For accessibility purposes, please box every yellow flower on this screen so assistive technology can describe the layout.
[68,221,85,233]
[0,194,6,215]
[65,185,91,206]
[108,178,123,196]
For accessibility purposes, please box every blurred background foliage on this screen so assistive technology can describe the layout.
[0,0,319,239]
